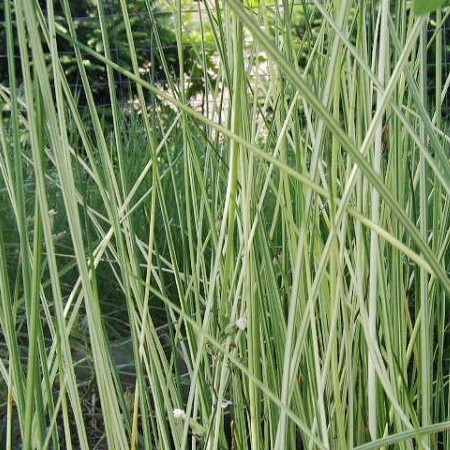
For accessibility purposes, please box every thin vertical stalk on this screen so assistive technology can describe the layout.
[328,0,346,446]
[419,20,430,449]
[1,0,27,430]
[368,0,389,439]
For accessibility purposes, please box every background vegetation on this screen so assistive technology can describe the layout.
[0,0,449,449]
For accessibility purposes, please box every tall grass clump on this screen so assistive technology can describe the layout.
[0,0,449,448]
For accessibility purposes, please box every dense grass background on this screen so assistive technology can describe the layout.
[0,0,449,449]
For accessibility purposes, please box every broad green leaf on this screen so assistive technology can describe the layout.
[413,0,444,14]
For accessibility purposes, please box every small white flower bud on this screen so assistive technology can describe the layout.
[173,408,186,419]
[221,400,232,409]
[235,317,247,331]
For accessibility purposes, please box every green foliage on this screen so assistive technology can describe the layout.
[413,0,449,14]
[0,0,212,103]
[1,0,450,449]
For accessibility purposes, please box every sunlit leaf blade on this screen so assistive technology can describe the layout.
[413,0,444,14]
